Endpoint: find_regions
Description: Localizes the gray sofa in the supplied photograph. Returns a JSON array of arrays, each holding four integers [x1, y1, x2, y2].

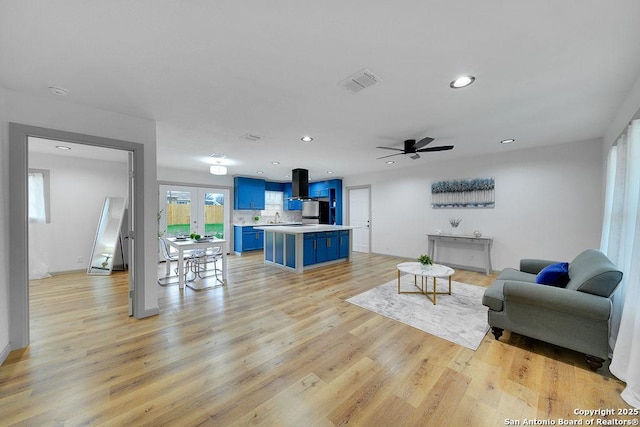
[[482, 249, 622, 370]]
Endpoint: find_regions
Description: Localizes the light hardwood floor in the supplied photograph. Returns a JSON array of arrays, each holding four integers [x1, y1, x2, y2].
[[1, 252, 633, 426]]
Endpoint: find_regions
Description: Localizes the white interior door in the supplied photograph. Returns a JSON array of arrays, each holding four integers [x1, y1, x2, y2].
[[348, 187, 371, 253]]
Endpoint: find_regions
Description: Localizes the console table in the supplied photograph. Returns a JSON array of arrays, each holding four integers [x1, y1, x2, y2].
[[426, 234, 493, 275]]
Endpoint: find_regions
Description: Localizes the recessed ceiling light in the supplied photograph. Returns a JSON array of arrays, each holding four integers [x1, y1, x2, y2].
[[209, 165, 227, 175], [386, 160, 395, 165], [326, 171, 334, 174], [284, 174, 290, 178], [301, 136, 313, 143], [500, 138, 515, 144], [56, 145, 71, 150], [209, 153, 226, 159], [271, 161, 280, 165], [256, 171, 264, 174], [48, 86, 69, 96], [449, 75, 475, 89]]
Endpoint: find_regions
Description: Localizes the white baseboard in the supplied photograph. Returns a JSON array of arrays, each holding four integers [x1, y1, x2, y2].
[[0, 342, 11, 366]]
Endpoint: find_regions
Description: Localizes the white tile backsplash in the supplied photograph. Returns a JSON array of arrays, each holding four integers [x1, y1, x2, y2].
[[233, 210, 302, 225]]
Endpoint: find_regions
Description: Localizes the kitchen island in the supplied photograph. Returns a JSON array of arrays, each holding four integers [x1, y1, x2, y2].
[[254, 224, 354, 273]]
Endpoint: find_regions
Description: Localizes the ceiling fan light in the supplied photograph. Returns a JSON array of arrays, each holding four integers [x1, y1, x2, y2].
[[209, 165, 228, 175], [450, 75, 475, 89]]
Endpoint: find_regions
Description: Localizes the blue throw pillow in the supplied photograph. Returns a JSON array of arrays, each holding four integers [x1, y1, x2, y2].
[[536, 262, 570, 287]]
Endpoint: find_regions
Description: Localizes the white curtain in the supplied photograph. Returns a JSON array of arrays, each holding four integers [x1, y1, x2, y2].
[[28, 171, 51, 280], [601, 119, 640, 409]]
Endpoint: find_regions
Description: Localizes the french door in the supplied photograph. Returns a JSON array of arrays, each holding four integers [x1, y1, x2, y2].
[[159, 185, 230, 240]]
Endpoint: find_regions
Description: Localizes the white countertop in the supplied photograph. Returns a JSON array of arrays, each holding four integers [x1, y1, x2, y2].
[[254, 224, 355, 234], [233, 222, 302, 227]]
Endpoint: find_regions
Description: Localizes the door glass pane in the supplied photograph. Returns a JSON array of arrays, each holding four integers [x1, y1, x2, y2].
[[165, 190, 191, 236], [204, 192, 225, 238]]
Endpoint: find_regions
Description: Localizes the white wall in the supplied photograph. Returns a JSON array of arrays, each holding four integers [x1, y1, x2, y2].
[[2, 89, 158, 314], [345, 138, 604, 271], [29, 152, 128, 273], [157, 166, 234, 187], [0, 86, 10, 360]]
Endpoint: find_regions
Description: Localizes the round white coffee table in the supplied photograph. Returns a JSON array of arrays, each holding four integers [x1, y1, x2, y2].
[[396, 262, 455, 305]]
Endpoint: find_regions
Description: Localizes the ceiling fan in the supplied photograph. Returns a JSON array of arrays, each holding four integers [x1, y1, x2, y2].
[[376, 137, 453, 160]]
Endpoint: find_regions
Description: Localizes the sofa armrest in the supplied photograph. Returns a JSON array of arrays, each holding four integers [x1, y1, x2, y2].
[[519, 258, 559, 275], [503, 280, 611, 320]]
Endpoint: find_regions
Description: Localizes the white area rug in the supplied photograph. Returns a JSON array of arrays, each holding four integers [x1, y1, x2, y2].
[[346, 276, 489, 350]]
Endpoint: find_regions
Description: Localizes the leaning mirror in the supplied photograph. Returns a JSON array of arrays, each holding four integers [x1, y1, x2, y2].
[[87, 197, 126, 275]]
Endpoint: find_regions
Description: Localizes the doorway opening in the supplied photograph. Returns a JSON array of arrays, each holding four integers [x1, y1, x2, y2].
[[9, 123, 147, 350]]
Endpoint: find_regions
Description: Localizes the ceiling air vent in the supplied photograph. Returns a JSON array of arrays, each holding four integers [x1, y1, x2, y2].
[[338, 68, 381, 93], [242, 133, 263, 142]]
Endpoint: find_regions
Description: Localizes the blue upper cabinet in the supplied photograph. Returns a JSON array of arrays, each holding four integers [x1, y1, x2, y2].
[[310, 179, 342, 224], [283, 182, 302, 211], [234, 177, 266, 210]]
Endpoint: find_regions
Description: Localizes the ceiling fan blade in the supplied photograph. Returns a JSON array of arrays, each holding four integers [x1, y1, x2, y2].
[[416, 145, 454, 152], [413, 136, 435, 150], [376, 146, 404, 152], [376, 152, 404, 160]]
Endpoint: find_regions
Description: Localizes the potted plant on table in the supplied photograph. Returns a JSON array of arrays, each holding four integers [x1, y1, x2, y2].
[[418, 254, 433, 269]]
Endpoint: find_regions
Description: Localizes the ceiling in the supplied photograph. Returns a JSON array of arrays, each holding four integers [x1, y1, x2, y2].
[[3, 1, 640, 181]]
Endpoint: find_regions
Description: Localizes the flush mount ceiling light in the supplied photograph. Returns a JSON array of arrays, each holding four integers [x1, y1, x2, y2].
[[301, 136, 313, 143], [56, 145, 71, 150], [500, 138, 516, 144], [271, 161, 280, 165], [256, 171, 264, 174], [209, 163, 227, 175], [449, 75, 475, 89], [48, 86, 69, 96], [209, 153, 226, 159]]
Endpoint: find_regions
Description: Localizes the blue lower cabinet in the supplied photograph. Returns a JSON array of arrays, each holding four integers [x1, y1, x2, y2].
[[339, 230, 349, 258], [265, 231, 274, 261], [303, 233, 317, 266], [286, 234, 296, 268], [317, 231, 339, 263], [234, 226, 264, 252], [275, 233, 284, 265]]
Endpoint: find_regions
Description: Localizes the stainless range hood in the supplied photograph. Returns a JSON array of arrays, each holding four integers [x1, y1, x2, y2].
[[291, 168, 309, 199]]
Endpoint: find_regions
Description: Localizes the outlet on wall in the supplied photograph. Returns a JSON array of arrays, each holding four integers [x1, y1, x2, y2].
[[76, 256, 83, 264]]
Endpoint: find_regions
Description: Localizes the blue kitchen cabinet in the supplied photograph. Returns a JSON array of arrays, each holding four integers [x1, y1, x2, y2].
[[234, 225, 264, 252], [283, 183, 302, 211], [338, 230, 350, 258], [265, 229, 274, 261], [309, 181, 329, 198], [234, 177, 266, 210], [275, 233, 284, 265], [316, 231, 339, 263], [303, 233, 317, 266], [286, 234, 296, 268], [308, 179, 343, 224]]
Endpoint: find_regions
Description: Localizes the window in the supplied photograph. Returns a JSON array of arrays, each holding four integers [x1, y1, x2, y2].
[[28, 169, 51, 223], [262, 191, 283, 216]]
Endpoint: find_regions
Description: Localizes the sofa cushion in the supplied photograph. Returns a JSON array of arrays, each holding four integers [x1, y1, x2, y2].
[[536, 262, 569, 287], [566, 249, 623, 297]]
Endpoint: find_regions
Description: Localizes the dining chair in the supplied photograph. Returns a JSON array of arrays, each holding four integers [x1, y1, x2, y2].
[[158, 237, 196, 286]]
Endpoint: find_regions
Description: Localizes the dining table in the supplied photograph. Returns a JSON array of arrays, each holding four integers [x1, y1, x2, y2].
[[163, 237, 227, 290]]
